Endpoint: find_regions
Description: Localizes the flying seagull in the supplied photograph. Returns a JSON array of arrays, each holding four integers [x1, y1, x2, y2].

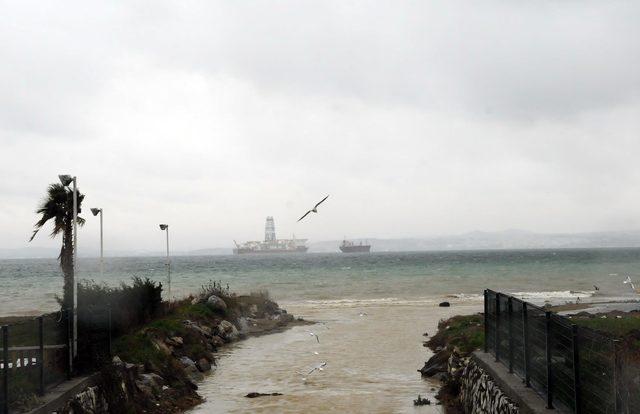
[[307, 362, 327, 375], [306, 331, 320, 343], [298, 195, 329, 222], [623, 276, 636, 291]]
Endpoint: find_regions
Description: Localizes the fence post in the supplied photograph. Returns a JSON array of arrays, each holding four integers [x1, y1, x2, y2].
[[545, 311, 554, 409], [38, 316, 45, 396], [508, 296, 514, 373], [108, 307, 112, 357], [2, 325, 8, 414], [523, 302, 530, 387], [613, 339, 619, 414], [483, 290, 488, 353], [495, 293, 500, 362], [571, 325, 581, 414]]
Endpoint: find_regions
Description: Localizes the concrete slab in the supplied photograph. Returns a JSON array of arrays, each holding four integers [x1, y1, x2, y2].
[[472, 351, 570, 414], [26, 374, 98, 414]]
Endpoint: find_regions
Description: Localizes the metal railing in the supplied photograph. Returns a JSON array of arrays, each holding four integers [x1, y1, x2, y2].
[[0, 306, 112, 414], [485, 289, 620, 414], [0, 310, 71, 414]]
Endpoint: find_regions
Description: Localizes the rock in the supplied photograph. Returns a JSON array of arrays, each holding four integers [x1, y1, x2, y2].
[[419, 349, 451, 377], [183, 320, 213, 338], [249, 304, 259, 317], [439, 301, 451, 307], [278, 313, 294, 323], [138, 373, 164, 394], [112, 356, 124, 366], [413, 395, 431, 406], [211, 335, 225, 347], [187, 370, 204, 383], [166, 336, 184, 347], [216, 320, 240, 342], [432, 371, 448, 382], [207, 295, 228, 312], [196, 358, 212, 372], [151, 338, 172, 355], [423, 332, 429, 336], [245, 392, 283, 398], [179, 356, 197, 369], [135, 381, 155, 398]]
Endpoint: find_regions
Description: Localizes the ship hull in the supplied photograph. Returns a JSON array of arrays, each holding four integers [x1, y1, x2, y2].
[[339, 245, 371, 253], [233, 246, 308, 254]]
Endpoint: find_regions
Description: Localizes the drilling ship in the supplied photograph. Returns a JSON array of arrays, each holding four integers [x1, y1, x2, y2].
[[233, 216, 308, 254], [339, 239, 371, 253]]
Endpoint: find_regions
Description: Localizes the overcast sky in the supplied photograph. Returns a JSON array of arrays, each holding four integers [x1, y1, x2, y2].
[[1, 1, 639, 254]]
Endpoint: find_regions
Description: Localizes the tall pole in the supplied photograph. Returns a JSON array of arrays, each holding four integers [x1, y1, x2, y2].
[[72, 177, 78, 358], [166, 226, 171, 300], [99, 209, 104, 276]]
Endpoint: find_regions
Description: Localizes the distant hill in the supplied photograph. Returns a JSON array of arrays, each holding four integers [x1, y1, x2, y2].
[[308, 230, 640, 253]]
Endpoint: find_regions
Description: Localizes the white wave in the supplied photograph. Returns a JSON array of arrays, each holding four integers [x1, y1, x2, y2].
[[507, 290, 594, 300], [292, 297, 440, 308]]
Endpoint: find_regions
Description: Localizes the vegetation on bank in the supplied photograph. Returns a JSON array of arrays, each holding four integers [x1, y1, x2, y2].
[[426, 314, 484, 355], [420, 313, 484, 414], [570, 311, 640, 337]]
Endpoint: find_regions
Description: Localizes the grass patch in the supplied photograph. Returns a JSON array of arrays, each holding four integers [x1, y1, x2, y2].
[[427, 314, 484, 355], [112, 333, 165, 367], [179, 303, 216, 319], [572, 313, 640, 337], [147, 318, 186, 337]]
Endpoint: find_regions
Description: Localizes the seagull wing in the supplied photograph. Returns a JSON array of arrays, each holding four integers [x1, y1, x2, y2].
[[298, 210, 312, 222], [314, 195, 329, 209]]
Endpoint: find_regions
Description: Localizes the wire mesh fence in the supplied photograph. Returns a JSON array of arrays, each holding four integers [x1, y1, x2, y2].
[[0, 310, 73, 414], [484, 289, 622, 414]]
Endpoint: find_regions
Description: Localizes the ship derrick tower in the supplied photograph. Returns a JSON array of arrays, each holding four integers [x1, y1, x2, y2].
[[265, 216, 276, 242]]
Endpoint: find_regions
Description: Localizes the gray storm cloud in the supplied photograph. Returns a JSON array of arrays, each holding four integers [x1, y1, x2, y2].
[[1, 1, 639, 253]]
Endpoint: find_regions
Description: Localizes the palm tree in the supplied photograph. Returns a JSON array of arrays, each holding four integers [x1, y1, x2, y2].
[[29, 183, 85, 310]]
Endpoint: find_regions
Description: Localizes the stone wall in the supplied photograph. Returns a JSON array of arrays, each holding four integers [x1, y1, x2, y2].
[[458, 358, 519, 414]]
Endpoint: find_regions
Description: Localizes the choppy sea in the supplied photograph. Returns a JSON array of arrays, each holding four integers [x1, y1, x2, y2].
[[1, 248, 639, 315]]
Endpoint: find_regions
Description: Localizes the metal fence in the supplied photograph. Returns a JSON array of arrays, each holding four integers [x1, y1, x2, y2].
[[484, 289, 621, 414], [0, 306, 112, 414], [0, 310, 71, 414]]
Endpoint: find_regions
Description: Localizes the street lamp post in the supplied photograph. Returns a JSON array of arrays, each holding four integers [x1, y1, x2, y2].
[[58, 174, 78, 359], [91, 208, 103, 276], [159, 224, 171, 300]]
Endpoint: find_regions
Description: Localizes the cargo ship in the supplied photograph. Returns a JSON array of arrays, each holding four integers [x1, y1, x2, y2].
[[339, 239, 371, 253], [233, 217, 308, 254]]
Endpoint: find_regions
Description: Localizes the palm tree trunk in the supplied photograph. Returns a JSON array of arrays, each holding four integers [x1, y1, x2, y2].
[[60, 218, 74, 311]]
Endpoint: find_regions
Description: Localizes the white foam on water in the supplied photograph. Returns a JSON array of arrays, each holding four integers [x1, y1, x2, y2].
[[288, 297, 441, 309], [507, 290, 595, 300]]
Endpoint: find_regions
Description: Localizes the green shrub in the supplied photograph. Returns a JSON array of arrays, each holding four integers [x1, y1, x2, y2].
[[77, 277, 163, 337]]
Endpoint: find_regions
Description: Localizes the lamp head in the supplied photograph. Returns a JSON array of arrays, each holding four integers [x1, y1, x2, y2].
[[159, 224, 168, 230], [91, 208, 101, 216], [58, 174, 74, 186]]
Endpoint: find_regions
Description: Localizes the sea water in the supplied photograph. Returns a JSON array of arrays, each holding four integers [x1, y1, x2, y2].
[[1, 248, 639, 315]]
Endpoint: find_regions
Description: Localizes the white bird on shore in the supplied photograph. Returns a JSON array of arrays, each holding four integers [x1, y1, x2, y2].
[[306, 331, 320, 343], [623, 276, 636, 291], [297, 195, 329, 222]]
